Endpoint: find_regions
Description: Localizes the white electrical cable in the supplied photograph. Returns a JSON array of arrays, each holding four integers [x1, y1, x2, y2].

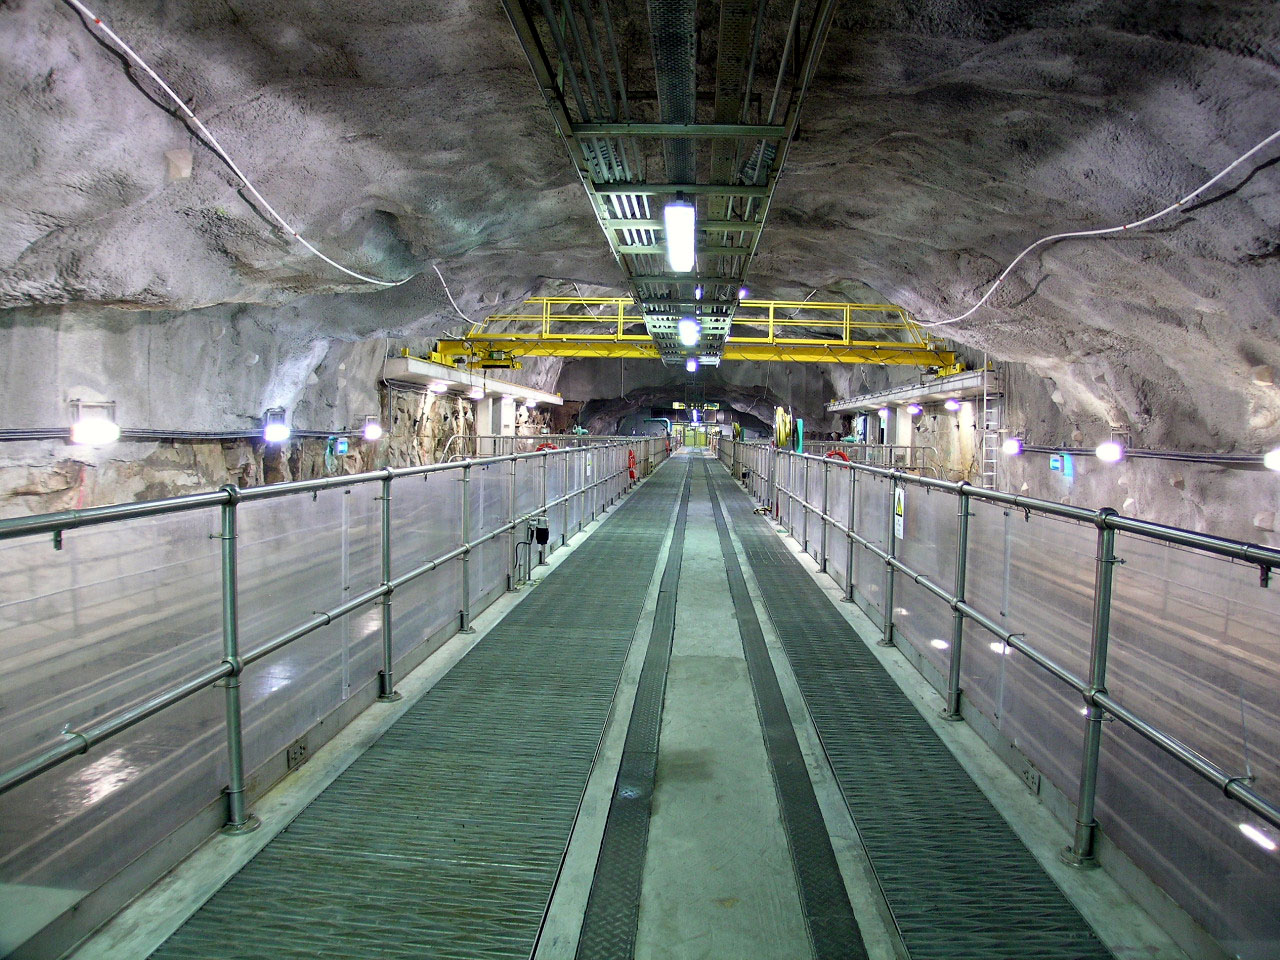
[[922, 126, 1280, 327], [432, 263, 470, 322], [63, 0, 411, 287]]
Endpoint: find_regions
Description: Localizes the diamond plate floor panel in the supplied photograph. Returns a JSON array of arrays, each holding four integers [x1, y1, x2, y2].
[[149, 464, 685, 960], [708, 466, 1114, 960]]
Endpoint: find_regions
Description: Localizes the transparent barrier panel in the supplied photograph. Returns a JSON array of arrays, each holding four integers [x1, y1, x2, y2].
[[470, 462, 510, 601], [1099, 715, 1280, 959], [238, 490, 347, 772], [853, 472, 888, 620], [391, 471, 462, 657], [962, 503, 1094, 795], [805, 460, 823, 560], [1103, 535, 1280, 955], [0, 512, 224, 946], [0, 510, 221, 764], [546, 453, 566, 545], [894, 486, 958, 680], [827, 466, 852, 592]]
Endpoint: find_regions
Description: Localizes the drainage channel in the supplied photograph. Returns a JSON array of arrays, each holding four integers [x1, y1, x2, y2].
[[148, 461, 686, 960], [704, 460, 868, 960], [707, 463, 1115, 960], [573, 459, 693, 960]]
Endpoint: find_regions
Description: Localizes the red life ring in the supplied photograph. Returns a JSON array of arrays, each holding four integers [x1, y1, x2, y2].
[[535, 442, 558, 452], [825, 449, 851, 462], [628, 449, 637, 480]]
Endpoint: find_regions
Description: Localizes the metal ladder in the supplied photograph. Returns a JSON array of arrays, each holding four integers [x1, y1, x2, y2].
[[979, 362, 1001, 488]]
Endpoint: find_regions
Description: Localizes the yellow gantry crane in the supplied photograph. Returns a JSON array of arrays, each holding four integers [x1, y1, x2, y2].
[[431, 297, 959, 369]]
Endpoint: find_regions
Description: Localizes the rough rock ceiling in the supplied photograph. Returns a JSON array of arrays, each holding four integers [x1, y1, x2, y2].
[[1, 0, 1278, 450]]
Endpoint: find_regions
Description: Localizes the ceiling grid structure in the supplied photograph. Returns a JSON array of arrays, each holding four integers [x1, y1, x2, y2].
[[498, 0, 839, 365]]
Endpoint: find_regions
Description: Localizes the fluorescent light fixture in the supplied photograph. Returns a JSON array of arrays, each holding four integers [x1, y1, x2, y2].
[[262, 407, 290, 444], [1002, 437, 1024, 456], [678, 318, 700, 347], [694, 284, 703, 300], [686, 358, 699, 373], [1264, 447, 1280, 471], [428, 382, 449, 394], [1240, 823, 1278, 852], [469, 386, 485, 400], [930, 638, 950, 650], [906, 403, 923, 416], [738, 285, 749, 299], [1096, 440, 1125, 463], [990, 641, 1013, 656], [361, 416, 384, 442], [69, 400, 120, 446], [944, 398, 962, 412], [663, 198, 696, 272]]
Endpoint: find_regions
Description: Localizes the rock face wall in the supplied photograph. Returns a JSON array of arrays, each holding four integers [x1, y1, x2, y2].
[[1, 0, 1277, 535]]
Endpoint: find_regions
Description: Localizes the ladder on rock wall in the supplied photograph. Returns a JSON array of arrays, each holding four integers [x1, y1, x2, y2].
[[979, 363, 1001, 489]]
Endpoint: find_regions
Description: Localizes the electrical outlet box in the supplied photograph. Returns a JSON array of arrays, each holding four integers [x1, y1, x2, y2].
[[286, 736, 308, 770]]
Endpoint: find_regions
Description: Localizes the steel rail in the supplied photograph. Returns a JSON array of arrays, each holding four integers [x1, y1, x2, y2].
[[0, 442, 654, 799], [746, 442, 1280, 834]]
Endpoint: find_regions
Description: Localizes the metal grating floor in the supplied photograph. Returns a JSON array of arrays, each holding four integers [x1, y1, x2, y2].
[[707, 466, 1115, 960], [150, 464, 685, 960]]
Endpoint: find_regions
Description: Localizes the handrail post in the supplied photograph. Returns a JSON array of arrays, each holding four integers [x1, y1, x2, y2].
[[218, 488, 259, 833], [539, 452, 549, 565], [1063, 510, 1119, 868], [820, 458, 830, 573], [801, 456, 811, 554], [377, 473, 401, 701], [941, 487, 971, 719], [843, 465, 857, 603], [507, 456, 519, 592], [880, 474, 898, 646], [562, 450, 571, 544], [459, 464, 475, 634]]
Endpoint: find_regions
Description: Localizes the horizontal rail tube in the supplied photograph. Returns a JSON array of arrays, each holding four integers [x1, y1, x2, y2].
[[0, 452, 639, 796]]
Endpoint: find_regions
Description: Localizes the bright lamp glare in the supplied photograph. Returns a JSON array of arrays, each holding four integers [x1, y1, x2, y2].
[[1240, 823, 1278, 852], [906, 403, 922, 416], [944, 398, 962, 412], [930, 638, 950, 650], [362, 421, 384, 442], [678, 318, 700, 347], [663, 200, 696, 272], [263, 422, 291, 443], [469, 386, 485, 400], [70, 414, 120, 446], [1002, 437, 1023, 456], [524, 398, 536, 408], [428, 382, 449, 394], [686, 358, 699, 373], [877, 407, 889, 419], [738, 286, 749, 300], [1264, 447, 1280, 471], [990, 641, 1013, 656], [694, 284, 703, 300], [1096, 440, 1125, 463]]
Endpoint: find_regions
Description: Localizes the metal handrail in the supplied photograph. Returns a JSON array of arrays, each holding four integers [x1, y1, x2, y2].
[[719, 439, 1280, 857], [0, 437, 666, 820]]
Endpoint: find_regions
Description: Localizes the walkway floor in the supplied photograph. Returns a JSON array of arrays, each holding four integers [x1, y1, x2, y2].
[[100, 452, 1169, 960]]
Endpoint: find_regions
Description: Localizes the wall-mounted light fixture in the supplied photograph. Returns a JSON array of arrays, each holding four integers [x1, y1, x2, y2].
[[877, 406, 890, 419], [1002, 437, 1024, 456], [262, 407, 290, 444], [428, 382, 449, 394], [361, 415, 384, 442], [906, 403, 923, 416], [524, 398, 537, 409], [69, 400, 120, 446], [694, 284, 704, 301], [944, 398, 962, 412], [663, 196, 696, 272], [686, 358, 699, 373], [1264, 447, 1280, 472], [469, 386, 485, 400], [1096, 436, 1126, 463]]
